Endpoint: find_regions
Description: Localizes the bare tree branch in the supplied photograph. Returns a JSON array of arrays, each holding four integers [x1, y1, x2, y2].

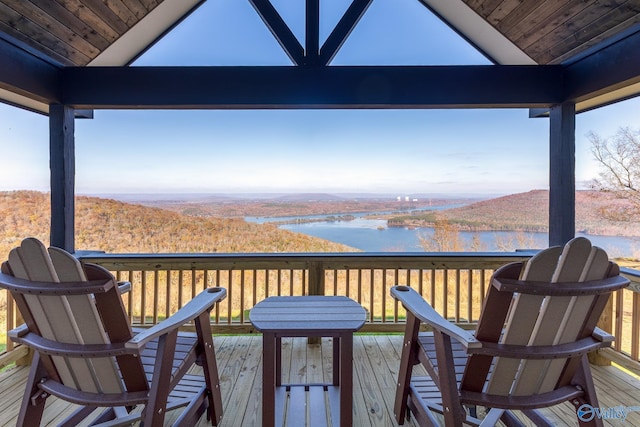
[[589, 127, 640, 219]]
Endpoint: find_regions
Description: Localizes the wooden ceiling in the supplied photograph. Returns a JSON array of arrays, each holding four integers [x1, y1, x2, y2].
[[0, 0, 639, 67], [460, 0, 640, 65], [0, 0, 165, 66], [0, 0, 639, 115]]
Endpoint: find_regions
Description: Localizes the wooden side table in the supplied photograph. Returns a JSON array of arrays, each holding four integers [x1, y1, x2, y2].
[[249, 296, 366, 427]]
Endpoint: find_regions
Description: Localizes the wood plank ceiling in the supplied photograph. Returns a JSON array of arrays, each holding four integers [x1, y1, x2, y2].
[[0, 0, 164, 66], [461, 0, 640, 64], [0, 0, 639, 68]]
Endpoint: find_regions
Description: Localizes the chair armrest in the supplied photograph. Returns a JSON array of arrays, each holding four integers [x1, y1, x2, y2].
[[592, 327, 614, 344], [117, 281, 131, 294], [391, 285, 481, 350], [8, 323, 29, 340], [125, 287, 226, 350]]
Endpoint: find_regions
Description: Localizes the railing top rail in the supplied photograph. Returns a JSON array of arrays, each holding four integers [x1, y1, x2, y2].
[[77, 251, 537, 271], [621, 267, 640, 293]]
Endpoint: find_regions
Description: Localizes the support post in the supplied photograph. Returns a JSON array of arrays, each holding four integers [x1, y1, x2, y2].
[[549, 102, 575, 247], [49, 104, 75, 252]]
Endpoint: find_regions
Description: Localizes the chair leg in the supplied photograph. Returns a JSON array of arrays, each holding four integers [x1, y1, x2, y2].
[[570, 354, 604, 427], [145, 331, 178, 426], [196, 311, 224, 425], [17, 352, 47, 426], [433, 331, 465, 426], [395, 313, 421, 424]]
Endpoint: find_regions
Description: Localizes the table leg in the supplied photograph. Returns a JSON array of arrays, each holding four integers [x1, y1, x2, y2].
[[339, 332, 353, 426], [263, 332, 276, 427], [333, 336, 340, 386], [276, 336, 282, 387]]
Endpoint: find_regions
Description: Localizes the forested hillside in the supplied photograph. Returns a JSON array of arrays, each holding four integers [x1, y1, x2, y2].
[[0, 191, 354, 261], [389, 190, 640, 236]]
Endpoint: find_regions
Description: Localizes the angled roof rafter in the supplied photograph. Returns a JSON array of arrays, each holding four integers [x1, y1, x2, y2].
[[248, 0, 305, 65], [249, 0, 373, 66], [319, 0, 373, 66]]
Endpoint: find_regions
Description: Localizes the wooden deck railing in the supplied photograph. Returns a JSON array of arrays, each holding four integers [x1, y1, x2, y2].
[[1, 252, 639, 370]]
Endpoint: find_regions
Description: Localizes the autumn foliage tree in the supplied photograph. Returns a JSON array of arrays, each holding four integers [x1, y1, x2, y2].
[[418, 219, 464, 251]]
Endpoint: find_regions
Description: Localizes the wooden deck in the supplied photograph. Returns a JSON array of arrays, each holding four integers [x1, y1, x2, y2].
[[1, 335, 640, 426]]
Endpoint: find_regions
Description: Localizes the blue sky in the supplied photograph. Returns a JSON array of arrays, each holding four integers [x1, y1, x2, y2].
[[1, 0, 639, 196]]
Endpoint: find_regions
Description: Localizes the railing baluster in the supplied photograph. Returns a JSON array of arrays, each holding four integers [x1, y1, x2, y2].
[[289, 269, 294, 295], [5, 252, 637, 365], [393, 269, 399, 323], [178, 270, 184, 311], [616, 289, 624, 352], [467, 269, 473, 323], [382, 269, 388, 323], [6, 292, 14, 351], [633, 291, 639, 360], [191, 269, 197, 300], [240, 270, 246, 324], [153, 271, 159, 324], [165, 270, 171, 319], [141, 271, 147, 325], [455, 269, 461, 323], [430, 269, 436, 308], [443, 269, 449, 320], [357, 269, 362, 306], [253, 270, 259, 307], [277, 269, 282, 296], [214, 269, 221, 324], [226, 269, 232, 324], [368, 269, 374, 323]]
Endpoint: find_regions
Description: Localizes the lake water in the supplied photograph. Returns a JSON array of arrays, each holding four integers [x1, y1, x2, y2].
[[246, 211, 640, 258]]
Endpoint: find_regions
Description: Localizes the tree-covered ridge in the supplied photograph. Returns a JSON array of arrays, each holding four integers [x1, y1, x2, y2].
[[389, 190, 640, 236], [0, 191, 355, 261]]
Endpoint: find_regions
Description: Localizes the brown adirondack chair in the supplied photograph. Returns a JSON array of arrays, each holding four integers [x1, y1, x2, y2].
[[391, 237, 630, 427], [0, 238, 226, 426]]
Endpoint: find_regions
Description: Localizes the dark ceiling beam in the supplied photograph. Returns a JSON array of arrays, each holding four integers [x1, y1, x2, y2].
[[60, 65, 564, 109], [305, 0, 320, 65], [248, 0, 304, 66], [563, 29, 640, 103], [0, 37, 60, 103], [319, 0, 373, 66]]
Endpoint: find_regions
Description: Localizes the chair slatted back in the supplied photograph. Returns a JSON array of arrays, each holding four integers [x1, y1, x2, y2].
[[463, 237, 611, 396], [8, 238, 125, 394]]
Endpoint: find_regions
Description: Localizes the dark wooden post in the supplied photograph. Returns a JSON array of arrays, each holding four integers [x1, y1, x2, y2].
[[308, 260, 324, 344], [549, 102, 576, 247], [49, 104, 75, 252]]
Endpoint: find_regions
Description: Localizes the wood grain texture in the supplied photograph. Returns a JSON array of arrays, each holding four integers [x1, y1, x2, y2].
[[0, 0, 638, 67]]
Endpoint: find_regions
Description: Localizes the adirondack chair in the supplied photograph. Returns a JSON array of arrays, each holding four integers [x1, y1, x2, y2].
[[0, 238, 226, 426], [391, 237, 630, 427]]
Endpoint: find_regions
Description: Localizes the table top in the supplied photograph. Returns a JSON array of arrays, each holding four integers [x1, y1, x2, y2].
[[249, 296, 366, 334]]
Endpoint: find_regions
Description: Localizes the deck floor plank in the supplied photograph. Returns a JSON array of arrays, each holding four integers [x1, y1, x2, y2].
[[1, 335, 638, 426]]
